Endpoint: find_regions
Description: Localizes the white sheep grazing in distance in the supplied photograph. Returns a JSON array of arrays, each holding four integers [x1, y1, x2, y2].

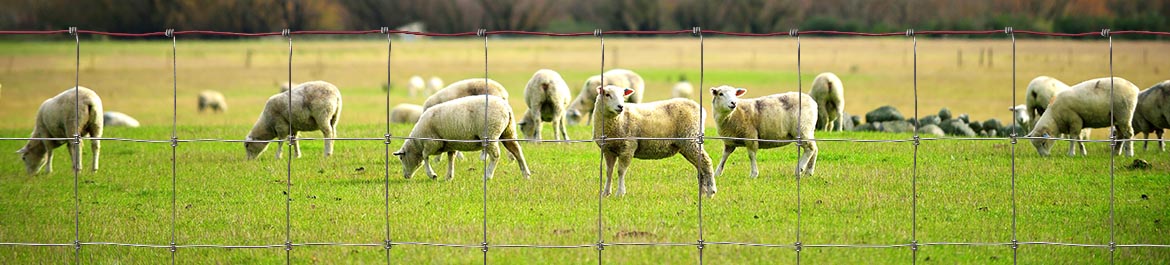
[[1028, 77, 1139, 157], [711, 85, 818, 178], [810, 72, 844, 131], [197, 90, 227, 113], [278, 82, 298, 93], [17, 87, 103, 175], [394, 95, 531, 180], [427, 76, 444, 95], [389, 104, 424, 124], [519, 69, 572, 142], [423, 78, 509, 109], [1133, 80, 1170, 151], [672, 81, 694, 99], [103, 111, 140, 128], [593, 85, 715, 197], [566, 69, 645, 125], [408, 75, 426, 97], [1024, 76, 1088, 153], [246, 81, 343, 160], [1009, 104, 1030, 129]]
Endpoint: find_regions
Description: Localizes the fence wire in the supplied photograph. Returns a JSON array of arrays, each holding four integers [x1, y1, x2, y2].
[[0, 28, 1168, 265]]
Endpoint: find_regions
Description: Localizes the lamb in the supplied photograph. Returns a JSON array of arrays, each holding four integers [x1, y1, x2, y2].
[[197, 90, 227, 113], [17, 86, 103, 175], [278, 82, 299, 93], [1027, 77, 1139, 157], [408, 75, 426, 97], [566, 69, 645, 125], [427, 76, 445, 95], [394, 95, 531, 180], [422, 78, 509, 109], [103, 111, 140, 128], [810, 72, 844, 131], [592, 85, 715, 197], [1133, 80, 1170, 151], [1009, 104, 1030, 129], [710, 85, 818, 178], [518, 69, 572, 142], [245, 81, 343, 160], [389, 104, 424, 124]]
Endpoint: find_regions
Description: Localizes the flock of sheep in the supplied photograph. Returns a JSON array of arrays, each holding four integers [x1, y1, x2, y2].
[[14, 68, 1169, 197]]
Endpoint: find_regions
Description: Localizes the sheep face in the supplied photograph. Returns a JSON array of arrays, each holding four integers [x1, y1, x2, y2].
[[16, 143, 48, 175], [709, 86, 746, 114], [244, 136, 270, 160], [1027, 130, 1055, 156], [392, 147, 422, 179], [517, 116, 537, 140], [595, 85, 633, 116]]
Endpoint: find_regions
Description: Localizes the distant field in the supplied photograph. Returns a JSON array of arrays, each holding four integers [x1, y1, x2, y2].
[[0, 37, 1167, 263]]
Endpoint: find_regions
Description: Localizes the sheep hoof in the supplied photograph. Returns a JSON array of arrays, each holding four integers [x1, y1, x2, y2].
[[749, 172, 758, 178]]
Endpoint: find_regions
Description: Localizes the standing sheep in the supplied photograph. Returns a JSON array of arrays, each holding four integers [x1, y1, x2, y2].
[[197, 90, 227, 113], [408, 75, 426, 97], [389, 104, 424, 124], [518, 69, 572, 142], [1027, 77, 1139, 157], [394, 95, 531, 180], [672, 78, 694, 99], [710, 85, 818, 178], [1133, 80, 1170, 151], [422, 78, 509, 109], [1025, 76, 1070, 129], [17, 87, 103, 175], [593, 85, 715, 197], [566, 69, 645, 125], [103, 111, 140, 128], [246, 81, 343, 160], [427, 76, 445, 95], [810, 72, 844, 131]]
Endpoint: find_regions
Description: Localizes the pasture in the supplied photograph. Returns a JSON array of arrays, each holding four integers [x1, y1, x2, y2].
[[0, 36, 1167, 263]]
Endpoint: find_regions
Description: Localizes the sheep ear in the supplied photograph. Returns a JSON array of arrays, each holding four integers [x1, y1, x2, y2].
[[595, 86, 604, 95], [734, 88, 747, 97], [392, 150, 404, 156], [710, 88, 719, 96], [15, 147, 26, 154], [623, 87, 634, 96]]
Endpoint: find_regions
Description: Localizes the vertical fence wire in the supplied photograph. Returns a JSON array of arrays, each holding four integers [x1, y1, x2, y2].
[[382, 27, 393, 265], [594, 29, 606, 265], [1106, 29, 1116, 265], [792, 29, 804, 265], [168, 29, 178, 264], [480, 28, 491, 263], [1008, 27, 1019, 265], [909, 29, 920, 264], [70, 26, 82, 264], [694, 26, 706, 265], [283, 29, 294, 265]]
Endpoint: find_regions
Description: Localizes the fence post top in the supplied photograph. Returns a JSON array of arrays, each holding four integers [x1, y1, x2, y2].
[[1101, 28, 1111, 37], [281, 29, 290, 37], [476, 28, 487, 37], [380, 27, 389, 34], [67, 27, 77, 35], [789, 28, 800, 37], [905, 29, 915, 37], [593, 29, 603, 37]]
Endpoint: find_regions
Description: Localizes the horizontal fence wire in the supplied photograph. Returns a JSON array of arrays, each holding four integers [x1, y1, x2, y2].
[[0, 27, 1167, 264]]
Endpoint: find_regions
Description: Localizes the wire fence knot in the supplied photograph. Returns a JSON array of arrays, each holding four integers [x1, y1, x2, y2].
[[696, 239, 705, 250], [912, 135, 921, 146], [281, 29, 290, 37], [476, 29, 487, 37], [794, 241, 802, 252], [910, 240, 919, 251], [593, 29, 602, 38], [1101, 28, 1111, 37], [67, 27, 77, 36], [380, 27, 389, 34], [1010, 240, 1019, 250], [170, 136, 179, 148], [284, 241, 292, 251], [789, 28, 800, 37], [691, 27, 701, 37], [384, 134, 392, 145], [906, 29, 916, 37], [165, 29, 174, 38], [73, 240, 81, 251], [481, 242, 489, 253], [1004, 27, 1014, 35], [169, 243, 177, 253], [596, 241, 605, 251], [384, 240, 393, 250]]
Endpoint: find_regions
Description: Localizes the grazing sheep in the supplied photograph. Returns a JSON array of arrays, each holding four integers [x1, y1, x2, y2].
[[278, 82, 299, 93], [197, 90, 227, 113], [1025, 76, 1070, 129], [672, 81, 694, 99], [710, 85, 818, 178], [1133, 80, 1170, 151], [103, 111, 140, 128], [810, 72, 844, 132], [394, 95, 531, 180], [422, 78, 509, 109], [1027, 77, 1139, 157], [518, 69, 572, 141], [593, 86, 715, 197], [566, 69, 645, 125], [17, 87, 103, 175], [246, 81, 343, 160], [408, 75, 426, 97], [389, 104, 424, 124], [427, 76, 444, 95], [1009, 104, 1030, 130]]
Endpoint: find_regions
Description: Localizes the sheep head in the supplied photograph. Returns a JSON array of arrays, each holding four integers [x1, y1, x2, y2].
[[517, 114, 538, 141], [17, 142, 48, 175], [595, 85, 633, 116], [710, 85, 746, 114], [1027, 128, 1055, 156], [244, 135, 270, 160], [393, 142, 423, 179]]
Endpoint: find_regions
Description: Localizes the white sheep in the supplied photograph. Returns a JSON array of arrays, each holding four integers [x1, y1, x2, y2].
[[518, 69, 572, 142], [389, 104, 424, 124], [1009, 104, 1030, 129], [1027, 77, 1139, 157], [408, 75, 426, 97], [810, 72, 844, 131], [103, 111, 140, 128], [566, 69, 645, 125], [197, 90, 227, 113], [423, 78, 509, 109], [593, 85, 715, 197], [17, 86, 103, 175], [394, 95, 531, 180], [278, 82, 299, 93], [1024, 76, 1088, 153], [246, 81, 343, 160], [710, 85, 818, 178], [427, 76, 444, 95], [672, 81, 694, 99], [1133, 80, 1170, 151]]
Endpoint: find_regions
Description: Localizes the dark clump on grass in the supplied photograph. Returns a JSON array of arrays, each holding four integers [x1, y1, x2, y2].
[[1127, 159, 1152, 170]]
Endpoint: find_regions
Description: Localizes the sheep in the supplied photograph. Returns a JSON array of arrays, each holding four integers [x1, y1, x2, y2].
[[1025, 76, 1070, 129], [1009, 104, 1030, 130], [672, 80, 694, 99], [810, 72, 844, 132], [246, 81, 343, 160], [278, 82, 299, 93], [197, 90, 227, 113], [408, 75, 426, 97], [422, 78, 509, 109], [393, 95, 531, 180], [17, 86, 103, 175], [566, 69, 645, 125], [592, 85, 715, 197], [710, 85, 818, 179], [103, 111, 140, 128], [427, 76, 444, 95], [1133, 80, 1170, 151], [389, 104, 424, 124], [1027, 77, 1139, 157], [518, 69, 572, 142]]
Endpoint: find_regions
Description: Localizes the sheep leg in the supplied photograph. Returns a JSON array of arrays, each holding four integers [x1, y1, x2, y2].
[[1142, 132, 1150, 151], [44, 146, 54, 174], [602, 152, 617, 197], [483, 142, 501, 180], [318, 116, 335, 157], [614, 154, 632, 197], [90, 137, 100, 172], [502, 140, 531, 179], [1158, 130, 1165, 151], [290, 131, 302, 158], [1078, 129, 1090, 156], [275, 141, 283, 159], [423, 155, 439, 180], [800, 141, 819, 176], [746, 141, 760, 178], [445, 151, 456, 181], [714, 145, 735, 177], [1117, 124, 1135, 157], [68, 140, 81, 173], [680, 144, 717, 198], [556, 116, 570, 141]]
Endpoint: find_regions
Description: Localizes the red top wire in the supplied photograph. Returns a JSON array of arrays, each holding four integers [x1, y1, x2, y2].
[[1, 29, 1167, 37]]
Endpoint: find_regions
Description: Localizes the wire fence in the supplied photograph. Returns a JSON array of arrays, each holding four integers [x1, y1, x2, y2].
[[1, 27, 1169, 264]]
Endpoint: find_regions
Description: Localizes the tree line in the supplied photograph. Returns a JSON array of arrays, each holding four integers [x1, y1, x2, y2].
[[2, 0, 1167, 38]]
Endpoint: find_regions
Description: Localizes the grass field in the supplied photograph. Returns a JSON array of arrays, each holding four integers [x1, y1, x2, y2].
[[0, 37, 1168, 264]]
